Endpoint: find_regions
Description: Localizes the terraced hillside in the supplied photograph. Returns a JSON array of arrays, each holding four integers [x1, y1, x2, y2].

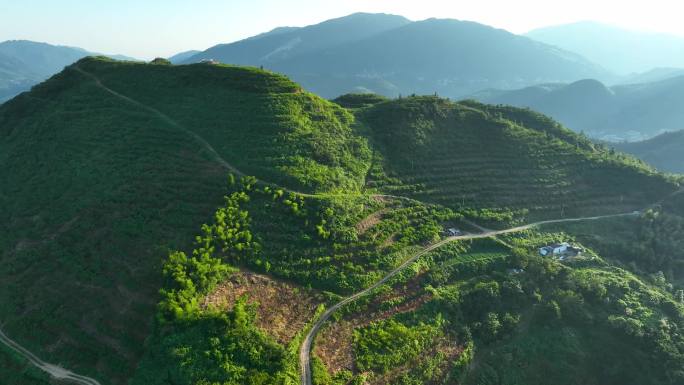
[[0, 57, 370, 384], [2, 60, 683, 385], [355, 95, 677, 222], [308, 230, 684, 385]]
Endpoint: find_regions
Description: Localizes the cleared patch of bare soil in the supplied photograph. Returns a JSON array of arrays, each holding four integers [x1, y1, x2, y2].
[[203, 271, 323, 344]]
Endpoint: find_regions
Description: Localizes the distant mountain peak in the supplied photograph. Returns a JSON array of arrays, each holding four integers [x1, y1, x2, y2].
[[183, 13, 609, 98]]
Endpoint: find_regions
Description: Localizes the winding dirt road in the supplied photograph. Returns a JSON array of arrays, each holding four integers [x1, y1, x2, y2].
[[1, 66, 676, 385], [0, 328, 101, 385], [298, 211, 640, 385]]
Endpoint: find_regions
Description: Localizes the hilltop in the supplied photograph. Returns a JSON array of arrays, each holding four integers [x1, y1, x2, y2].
[[190, 13, 411, 65], [184, 13, 609, 98], [0, 60, 682, 385]]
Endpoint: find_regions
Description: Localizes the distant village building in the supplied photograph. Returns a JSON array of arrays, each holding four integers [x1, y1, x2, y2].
[[539, 242, 583, 259], [200, 59, 219, 65]]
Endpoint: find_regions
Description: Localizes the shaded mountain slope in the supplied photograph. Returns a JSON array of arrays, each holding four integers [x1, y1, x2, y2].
[[615, 130, 684, 173], [168, 50, 200, 64], [0, 40, 135, 103], [476, 76, 684, 141], [185, 14, 609, 98]]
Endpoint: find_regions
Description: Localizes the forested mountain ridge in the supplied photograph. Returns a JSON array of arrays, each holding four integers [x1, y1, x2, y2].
[[188, 13, 411, 66], [0, 59, 683, 385], [615, 130, 684, 173], [474, 75, 684, 141], [184, 13, 610, 98]]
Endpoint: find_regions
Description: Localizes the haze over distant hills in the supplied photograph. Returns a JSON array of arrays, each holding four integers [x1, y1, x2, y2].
[[474, 75, 684, 141], [184, 13, 610, 98], [527, 21, 684, 75], [615, 130, 684, 173], [619, 67, 684, 85], [168, 50, 201, 64], [0, 40, 136, 102]]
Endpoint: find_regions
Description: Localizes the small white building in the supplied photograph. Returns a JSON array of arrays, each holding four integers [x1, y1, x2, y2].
[[539, 242, 570, 256]]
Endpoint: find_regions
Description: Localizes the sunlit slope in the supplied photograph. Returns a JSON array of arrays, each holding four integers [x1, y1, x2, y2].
[[74, 57, 370, 193], [356, 96, 677, 219], [0, 57, 369, 384]]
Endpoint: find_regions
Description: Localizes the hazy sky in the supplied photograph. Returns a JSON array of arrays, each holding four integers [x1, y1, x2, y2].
[[1, 0, 682, 59]]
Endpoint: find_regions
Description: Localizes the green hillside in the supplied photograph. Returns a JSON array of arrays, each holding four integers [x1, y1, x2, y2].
[[0, 57, 369, 384], [475, 76, 684, 142], [186, 13, 610, 99], [1, 60, 683, 385], [355, 95, 676, 222]]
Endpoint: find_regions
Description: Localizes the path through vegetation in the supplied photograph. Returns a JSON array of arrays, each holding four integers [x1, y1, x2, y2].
[[299, 210, 641, 385], [0, 328, 101, 385]]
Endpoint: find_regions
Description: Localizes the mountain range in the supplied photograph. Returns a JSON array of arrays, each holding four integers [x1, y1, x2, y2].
[[2, 13, 684, 385], [527, 21, 684, 75], [474, 75, 684, 141], [5, 15, 684, 107], [0, 40, 135, 102], [183, 13, 610, 98]]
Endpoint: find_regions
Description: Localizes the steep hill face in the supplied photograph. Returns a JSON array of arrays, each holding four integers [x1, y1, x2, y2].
[[0, 57, 369, 384], [477, 76, 684, 141], [615, 130, 684, 173], [185, 14, 609, 98], [0, 40, 135, 102], [526, 21, 684, 74], [355, 96, 676, 219]]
